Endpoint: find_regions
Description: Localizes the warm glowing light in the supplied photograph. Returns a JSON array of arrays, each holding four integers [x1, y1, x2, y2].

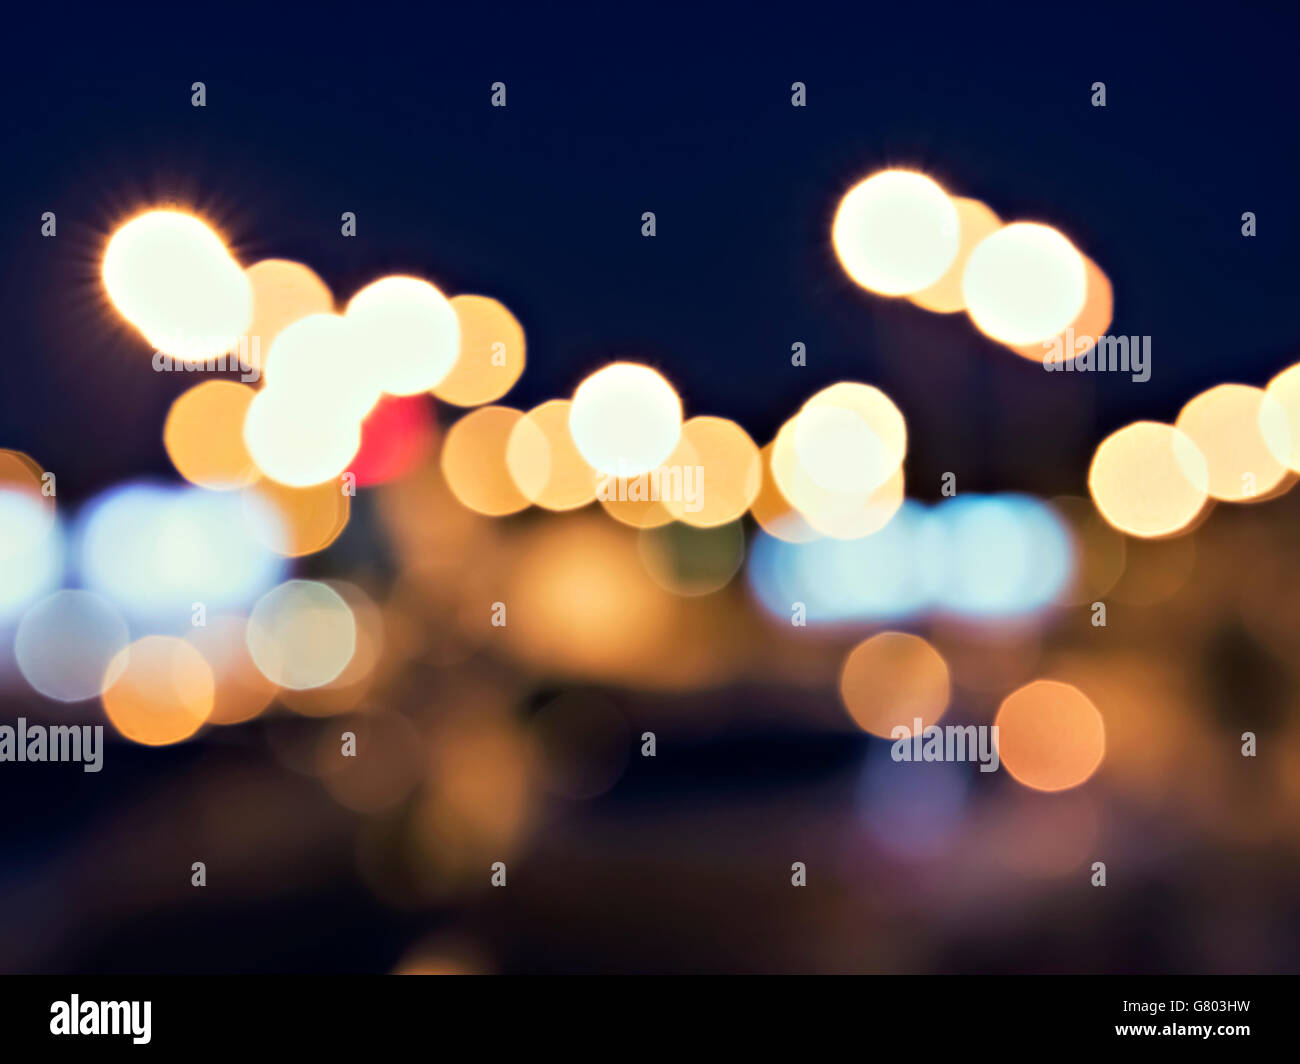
[[1175, 383, 1291, 502], [15, 590, 128, 702], [569, 362, 683, 477], [242, 478, 349, 558], [832, 170, 960, 296], [263, 313, 378, 421], [770, 414, 904, 540], [346, 276, 460, 395], [596, 483, 678, 529], [1265, 363, 1300, 471], [793, 382, 906, 495], [505, 399, 599, 511], [1009, 256, 1113, 364], [442, 405, 531, 516], [994, 679, 1105, 792], [102, 210, 251, 359], [164, 380, 259, 490], [185, 614, 278, 725], [661, 416, 761, 527], [501, 514, 678, 684], [908, 197, 1001, 313], [102, 635, 215, 746], [436, 295, 526, 406], [749, 443, 820, 543], [1088, 422, 1209, 538], [0, 449, 51, 508], [243, 385, 362, 488], [246, 579, 357, 690], [595, 431, 700, 530], [839, 632, 950, 738], [962, 223, 1086, 345], [245, 258, 333, 354]]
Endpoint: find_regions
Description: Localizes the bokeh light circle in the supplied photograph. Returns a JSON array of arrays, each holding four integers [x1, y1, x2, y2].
[[839, 632, 950, 738], [346, 276, 460, 396], [1175, 383, 1290, 502], [994, 679, 1105, 792], [962, 223, 1086, 345], [569, 362, 683, 477], [832, 170, 960, 296], [102, 210, 251, 360], [243, 385, 362, 488], [1088, 422, 1209, 538], [246, 579, 357, 691], [15, 590, 129, 702], [102, 635, 215, 746], [164, 380, 259, 490], [436, 295, 526, 407]]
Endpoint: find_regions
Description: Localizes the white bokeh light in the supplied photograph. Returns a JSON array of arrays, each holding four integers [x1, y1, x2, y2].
[[832, 171, 960, 296], [345, 276, 460, 396], [263, 313, 380, 421], [568, 362, 683, 477], [962, 223, 1086, 345], [102, 210, 252, 360], [243, 386, 363, 488]]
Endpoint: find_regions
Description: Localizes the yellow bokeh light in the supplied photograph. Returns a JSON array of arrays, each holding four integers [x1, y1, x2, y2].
[[242, 478, 350, 557], [661, 416, 761, 527], [505, 399, 599, 511], [994, 679, 1105, 792], [0, 449, 53, 513], [793, 382, 906, 496], [436, 294, 526, 407], [1175, 383, 1291, 502], [771, 412, 905, 539], [595, 430, 699, 529], [346, 275, 460, 396], [501, 514, 677, 682], [1010, 255, 1113, 364], [839, 632, 950, 738], [164, 380, 259, 491], [245, 258, 333, 356], [103, 209, 251, 360], [962, 222, 1086, 345], [102, 635, 215, 746], [569, 362, 683, 477], [1265, 363, 1300, 471], [442, 405, 531, 516], [1088, 421, 1209, 538], [908, 197, 1002, 313], [832, 170, 960, 296], [749, 442, 820, 543]]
